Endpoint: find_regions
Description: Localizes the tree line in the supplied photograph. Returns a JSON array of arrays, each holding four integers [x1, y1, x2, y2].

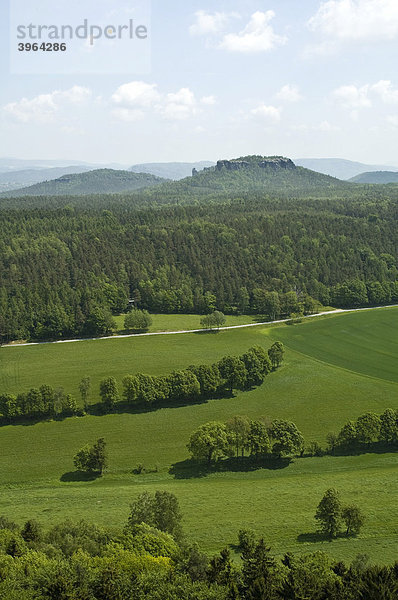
[[326, 408, 398, 453], [187, 416, 304, 465], [185, 407, 398, 470], [0, 342, 284, 423], [113, 342, 283, 410], [0, 385, 79, 421]]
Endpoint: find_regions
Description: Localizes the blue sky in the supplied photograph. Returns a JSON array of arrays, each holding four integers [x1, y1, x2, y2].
[[1, 0, 398, 165]]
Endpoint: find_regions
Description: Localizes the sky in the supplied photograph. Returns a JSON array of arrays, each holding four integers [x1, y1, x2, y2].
[[1, 0, 398, 165]]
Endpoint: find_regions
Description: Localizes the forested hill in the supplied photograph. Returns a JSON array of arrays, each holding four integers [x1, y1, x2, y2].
[[349, 171, 398, 184], [0, 169, 167, 197], [143, 155, 350, 198]]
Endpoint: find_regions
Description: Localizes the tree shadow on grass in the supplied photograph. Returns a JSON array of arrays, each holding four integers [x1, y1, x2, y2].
[[297, 532, 332, 543], [88, 395, 209, 417], [169, 456, 292, 479], [60, 470, 101, 483]]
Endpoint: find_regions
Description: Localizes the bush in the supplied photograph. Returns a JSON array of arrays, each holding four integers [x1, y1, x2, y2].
[[124, 309, 152, 332]]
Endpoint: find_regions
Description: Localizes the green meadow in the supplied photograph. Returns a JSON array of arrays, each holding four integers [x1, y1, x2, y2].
[[0, 307, 397, 563], [112, 312, 257, 334]]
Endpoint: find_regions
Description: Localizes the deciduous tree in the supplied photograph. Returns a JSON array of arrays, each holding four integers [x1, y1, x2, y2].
[[315, 488, 342, 538], [187, 421, 229, 465]]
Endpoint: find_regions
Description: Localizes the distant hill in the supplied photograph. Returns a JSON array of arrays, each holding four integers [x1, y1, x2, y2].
[[129, 161, 215, 180], [295, 158, 398, 180], [0, 157, 127, 173], [146, 155, 348, 197], [1, 169, 167, 197], [0, 166, 96, 192], [349, 171, 398, 184]]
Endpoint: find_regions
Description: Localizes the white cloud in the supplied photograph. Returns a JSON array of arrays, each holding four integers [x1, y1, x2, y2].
[[189, 11, 230, 36], [291, 120, 340, 132], [111, 82, 211, 122], [111, 108, 145, 122], [333, 80, 398, 113], [200, 95, 216, 105], [308, 0, 398, 43], [251, 104, 281, 123], [317, 120, 340, 131], [162, 87, 197, 120], [333, 84, 372, 109], [3, 86, 91, 123], [387, 115, 398, 127], [276, 84, 302, 103], [371, 80, 398, 104], [219, 11, 287, 53], [111, 81, 160, 108]]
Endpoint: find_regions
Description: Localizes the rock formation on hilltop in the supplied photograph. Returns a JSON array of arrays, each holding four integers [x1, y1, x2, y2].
[[216, 156, 296, 171]]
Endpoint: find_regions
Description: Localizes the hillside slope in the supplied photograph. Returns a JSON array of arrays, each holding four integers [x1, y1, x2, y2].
[[0, 165, 95, 192], [349, 171, 398, 184], [1, 169, 168, 197]]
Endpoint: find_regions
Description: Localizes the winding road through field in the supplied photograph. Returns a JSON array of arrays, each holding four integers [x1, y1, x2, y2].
[[3, 304, 397, 348]]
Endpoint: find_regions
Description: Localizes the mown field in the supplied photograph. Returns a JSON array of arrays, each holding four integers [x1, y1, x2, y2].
[[0, 307, 397, 563]]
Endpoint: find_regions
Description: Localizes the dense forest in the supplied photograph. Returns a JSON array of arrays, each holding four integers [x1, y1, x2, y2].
[[1, 158, 398, 342], [1, 504, 398, 600]]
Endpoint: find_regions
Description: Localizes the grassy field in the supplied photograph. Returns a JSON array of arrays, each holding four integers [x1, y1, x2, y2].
[[112, 312, 257, 334], [0, 307, 397, 563]]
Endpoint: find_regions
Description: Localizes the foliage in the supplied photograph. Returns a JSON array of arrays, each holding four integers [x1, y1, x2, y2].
[[200, 311, 226, 330], [341, 505, 365, 536], [269, 419, 304, 457], [315, 489, 342, 538], [0, 385, 78, 422], [127, 490, 182, 539], [124, 309, 152, 332], [217, 356, 247, 394], [226, 416, 250, 458], [315, 489, 365, 540], [187, 422, 229, 464], [99, 377, 119, 411], [247, 420, 271, 459], [73, 438, 107, 475], [2, 184, 398, 343], [268, 341, 285, 369], [79, 376, 91, 411]]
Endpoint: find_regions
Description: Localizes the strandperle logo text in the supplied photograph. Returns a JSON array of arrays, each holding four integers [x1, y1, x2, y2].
[[16, 19, 148, 45]]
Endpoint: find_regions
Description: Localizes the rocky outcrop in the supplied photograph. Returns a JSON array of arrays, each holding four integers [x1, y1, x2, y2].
[[216, 160, 251, 171], [216, 156, 296, 171]]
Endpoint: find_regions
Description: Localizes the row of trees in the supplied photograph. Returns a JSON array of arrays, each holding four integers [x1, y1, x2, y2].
[[327, 408, 398, 452], [0, 343, 284, 423], [187, 416, 305, 464], [116, 343, 284, 411], [0, 385, 78, 421]]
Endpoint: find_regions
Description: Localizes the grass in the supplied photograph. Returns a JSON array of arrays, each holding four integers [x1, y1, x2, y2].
[[271, 306, 398, 383], [113, 312, 257, 334], [0, 307, 397, 563]]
